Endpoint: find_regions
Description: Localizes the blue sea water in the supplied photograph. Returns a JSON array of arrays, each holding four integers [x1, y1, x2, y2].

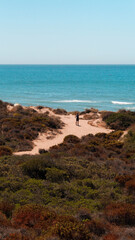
[[0, 65, 135, 112]]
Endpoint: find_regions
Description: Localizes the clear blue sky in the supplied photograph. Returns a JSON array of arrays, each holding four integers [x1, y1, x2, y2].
[[0, 0, 135, 64]]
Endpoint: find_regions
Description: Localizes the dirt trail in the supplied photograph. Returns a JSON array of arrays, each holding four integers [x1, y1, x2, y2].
[[15, 113, 112, 155]]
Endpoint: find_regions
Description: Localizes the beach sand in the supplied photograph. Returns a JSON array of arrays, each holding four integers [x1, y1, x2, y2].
[[14, 107, 112, 155]]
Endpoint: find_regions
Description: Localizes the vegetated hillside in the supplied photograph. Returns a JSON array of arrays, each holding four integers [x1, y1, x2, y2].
[[0, 100, 63, 153], [102, 109, 135, 130], [0, 102, 135, 239], [0, 126, 135, 239]]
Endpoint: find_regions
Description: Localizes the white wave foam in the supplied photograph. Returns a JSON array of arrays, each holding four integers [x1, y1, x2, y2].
[[112, 101, 134, 105], [126, 107, 135, 110], [52, 100, 97, 103]]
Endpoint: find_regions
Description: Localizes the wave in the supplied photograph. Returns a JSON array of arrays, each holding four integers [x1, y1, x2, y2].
[[112, 101, 134, 105], [126, 107, 135, 110], [52, 100, 97, 103]]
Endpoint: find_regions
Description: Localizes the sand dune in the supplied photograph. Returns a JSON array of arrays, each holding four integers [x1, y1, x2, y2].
[[15, 111, 112, 155]]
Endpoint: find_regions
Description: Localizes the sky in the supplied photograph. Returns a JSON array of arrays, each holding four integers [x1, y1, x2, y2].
[[0, 0, 135, 64]]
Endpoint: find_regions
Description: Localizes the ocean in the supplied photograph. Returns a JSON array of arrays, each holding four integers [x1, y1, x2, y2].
[[0, 65, 135, 112]]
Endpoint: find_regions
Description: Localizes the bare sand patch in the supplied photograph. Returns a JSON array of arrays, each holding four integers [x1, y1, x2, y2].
[[14, 108, 112, 155]]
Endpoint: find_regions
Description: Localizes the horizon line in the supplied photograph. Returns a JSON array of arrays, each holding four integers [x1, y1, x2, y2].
[[0, 63, 135, 66]]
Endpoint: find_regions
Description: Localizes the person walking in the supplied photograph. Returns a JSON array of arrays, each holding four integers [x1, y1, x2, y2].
[[76, 113, 79, 126]]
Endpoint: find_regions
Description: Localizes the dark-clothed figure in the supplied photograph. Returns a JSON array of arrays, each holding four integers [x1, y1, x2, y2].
[[76, 113, 79, 126]]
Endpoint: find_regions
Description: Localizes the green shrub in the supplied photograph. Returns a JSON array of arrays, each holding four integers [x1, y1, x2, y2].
[[53, 108, 67, 115], [95, 132, 107, 139], [104, 141, 123, 150], [46, 168, 69, 182], [50, 216, 90, 240], [0, 101, 63, 152], [82, 179, 95, 189], [124, 130, 135, 153], [11, 189, 34, 205], [102, 111, 135, 130], [22, 158, 47, 179], [0, 146, 12, 156], [76, 208, 91, 221], [64, 135, 80, 144], [107, 130, 123, 140], [0, 177, 23, 192]]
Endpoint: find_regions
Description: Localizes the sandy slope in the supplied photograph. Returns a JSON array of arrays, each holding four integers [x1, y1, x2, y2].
[[15, 112, 112, 155]]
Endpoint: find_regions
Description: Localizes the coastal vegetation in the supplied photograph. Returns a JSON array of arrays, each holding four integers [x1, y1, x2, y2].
[[102, 109, 135, 130], [0, 100, 135, 239], [0, 100, 63, 152]]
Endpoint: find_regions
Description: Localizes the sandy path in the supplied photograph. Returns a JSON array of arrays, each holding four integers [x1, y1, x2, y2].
[[15, 114, 112, 155]]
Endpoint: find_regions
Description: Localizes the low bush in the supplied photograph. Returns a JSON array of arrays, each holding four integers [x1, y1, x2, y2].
[[53, 108, 67, 115], [0, 211, 11, 227], [106, 130, 123, 140], [95, 132, 107, 139], [12, 204, 56, 230], [0, 100, 63, 151], [103, 234, 119, 240], [36, 236, 60, 240], [125, 178, 135, 192], [4, 233, 32, 240], [64, 135, 80, 144], [85, 219, 106, 236], [0, 146, 12, 156], [0, 201, 15, 218], [22, 158, 48, 179], [104, 141, 123, 150], [76, 208, 91, 221], [115, 175, 133, 186], [124, 130, 135, 153], [102, 111, 135, 130], [68, 143, 96, 156], [105, 203, 135, 225], [46, 168, 69, 182], [39, 149, 48, 154], [50, 216, 90, 240]]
